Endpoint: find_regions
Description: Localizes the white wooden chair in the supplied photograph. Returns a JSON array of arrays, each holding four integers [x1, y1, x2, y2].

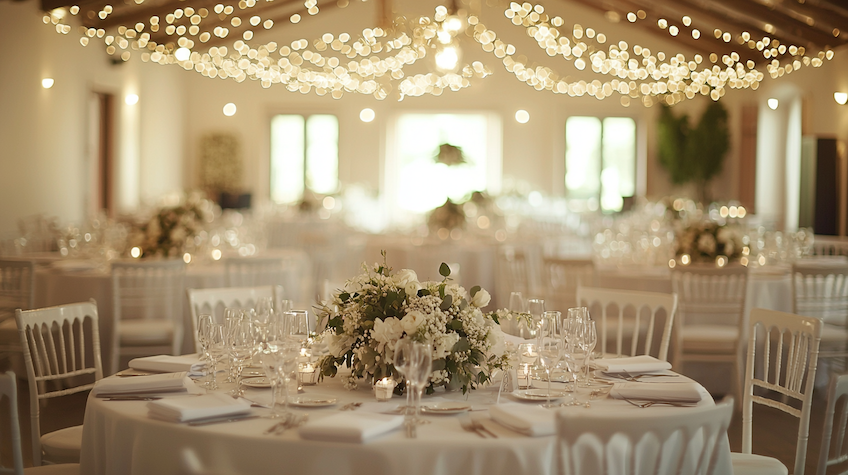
[[671, 265, 748, 403], [817, 373, 848, 475], [731, 308, 822, 475], [187, 285, 280, 351], [791, 261, 848, 376], [16, 300, 103, 466], [814, 237, 848, 258], [576, 286, 677, 361], [556, 398, 735, 475], [543, 257, 594, 313], [223, 256, 286, 288], [498, 246, 536, 299], [0, 371, 80, 474], [0, 260, 35, 360], [111, 259, 185, 373]]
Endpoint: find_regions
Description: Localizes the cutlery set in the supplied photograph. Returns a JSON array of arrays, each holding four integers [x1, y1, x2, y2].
[[264, 413, 309, 435], [458, 415, 498, 438]]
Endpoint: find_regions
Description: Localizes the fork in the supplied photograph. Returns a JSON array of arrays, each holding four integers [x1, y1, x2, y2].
[[622, 398, 697, 408], [458, 415, 489, 438]]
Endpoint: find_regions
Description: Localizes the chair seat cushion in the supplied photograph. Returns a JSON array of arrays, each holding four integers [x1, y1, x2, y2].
[[24, 463, 80, 475], [41, 425, 83, 464], [682, 325, 739, 352], [119, 320, 175, 345], [730, 452, 788, 475]]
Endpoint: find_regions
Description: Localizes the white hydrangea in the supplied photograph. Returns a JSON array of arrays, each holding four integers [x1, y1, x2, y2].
[[371, 317, 403, 352]]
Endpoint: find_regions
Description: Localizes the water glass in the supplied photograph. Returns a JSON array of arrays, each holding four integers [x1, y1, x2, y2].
[[526, 298, 546, 339]]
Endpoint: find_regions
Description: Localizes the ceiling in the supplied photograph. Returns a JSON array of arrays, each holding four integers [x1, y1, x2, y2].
[[33, 0, 848, 66]]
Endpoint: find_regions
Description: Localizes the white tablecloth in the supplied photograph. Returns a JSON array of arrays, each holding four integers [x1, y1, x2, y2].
[[33, 250, 310, 374], [79, 371, 730, 475]]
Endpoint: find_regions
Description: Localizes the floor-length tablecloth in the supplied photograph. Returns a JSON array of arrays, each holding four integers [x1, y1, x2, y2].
[[80, 371, 730, 475]]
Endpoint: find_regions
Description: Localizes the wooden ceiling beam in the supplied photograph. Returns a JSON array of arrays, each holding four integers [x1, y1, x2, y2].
[[704, 0, 844, 47]]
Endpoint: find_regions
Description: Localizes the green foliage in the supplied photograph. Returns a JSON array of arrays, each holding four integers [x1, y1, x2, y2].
[[657, 101, 729, 202]]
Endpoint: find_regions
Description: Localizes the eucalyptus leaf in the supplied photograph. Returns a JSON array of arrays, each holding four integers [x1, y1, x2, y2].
[[470, 285, 481, 297], [439, 262, 451, 277], [440, 294, 453, 310]]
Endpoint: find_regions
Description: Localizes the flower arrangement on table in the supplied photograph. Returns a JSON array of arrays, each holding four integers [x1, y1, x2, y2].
[[427, 199, 466, 231], [674, 221, 744, 263], [127, 193, 215, 258], [316, 254, 510, 394]]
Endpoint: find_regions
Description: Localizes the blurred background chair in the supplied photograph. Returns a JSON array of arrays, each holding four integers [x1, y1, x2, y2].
[[187, 285, 280, 351], [817, 373, 848, 475], [732, 308, 822, 475], [556, 397, 734, 475], [672, 264, 748, 403], [111, 259, 185, 373], [543, 257, 594, 313], [576, 286, 677, 361], [0, 260, 35, 368], [0, 371, 80, 474], [223, 256, 286, 288], [791, 261, 848, 378], [16, 300, 102, 466]]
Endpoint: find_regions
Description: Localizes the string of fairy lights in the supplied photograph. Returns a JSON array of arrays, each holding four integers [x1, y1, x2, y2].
[[43, 0, 836, 104]]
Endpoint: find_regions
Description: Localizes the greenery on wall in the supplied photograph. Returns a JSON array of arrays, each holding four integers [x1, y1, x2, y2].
[[657, 101, 729, 203]]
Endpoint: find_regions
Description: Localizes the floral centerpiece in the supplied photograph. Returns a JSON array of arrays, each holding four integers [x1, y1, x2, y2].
[[674, 221, 744, 263], [127, 193, 215, 258], [316, 255, 509, 394], [427, 199, 466, 231]]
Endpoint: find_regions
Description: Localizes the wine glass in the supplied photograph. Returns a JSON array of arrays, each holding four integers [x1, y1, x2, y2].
[[508, 291, 525, 336], [285, 310, 310, 346], [526, 298, 546, 339], [537, 312, 563, 408], [260, 333, 298, 418], [197, 314, 214, 388], [580, 320, 597, 387], [223, 308, 243, 383], [407, 342, 433, 426], [517, 343, 537, 389], [205, 323, 226, 391], [228, 317, 254, 397], [393, 338, 416, 416]]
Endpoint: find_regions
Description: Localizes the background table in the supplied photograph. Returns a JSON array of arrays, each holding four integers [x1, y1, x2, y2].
[[80, 370, 729, 475]]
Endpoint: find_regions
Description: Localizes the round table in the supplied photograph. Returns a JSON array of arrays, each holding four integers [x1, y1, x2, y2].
[[79, 370, 730, 475]]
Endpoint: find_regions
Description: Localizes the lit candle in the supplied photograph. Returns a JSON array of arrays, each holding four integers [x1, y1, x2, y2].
[[374, 377, 396, 402], [299, 363, 317, 386]]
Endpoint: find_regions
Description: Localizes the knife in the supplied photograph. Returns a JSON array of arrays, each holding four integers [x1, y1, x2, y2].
[[188, 414, 261, 426]]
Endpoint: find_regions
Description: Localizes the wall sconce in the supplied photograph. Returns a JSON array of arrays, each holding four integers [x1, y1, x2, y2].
[[835, 92, 848, 105], [767, 98, 779, 110]]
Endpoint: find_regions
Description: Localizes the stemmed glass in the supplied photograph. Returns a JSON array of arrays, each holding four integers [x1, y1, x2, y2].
[[526, 298, 546, 339], [197, 314, 214, 388], [509, 291, 526, 337], [223, 308, 242, 383], [228, 317, 255, 397], [394, 339, 432, 429], [205, 323, 227, 391], [260, 320, 298, 418], [537, 311, 563, 408], [580, 320, 597, 387]]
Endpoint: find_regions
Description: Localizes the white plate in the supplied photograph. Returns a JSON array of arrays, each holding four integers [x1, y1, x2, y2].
[[242, 367, 265, 377], [420, 402, 471, 414], [513, 389, 567, 402], [290, 396, 338, 407], [241, 377, 272, 388]]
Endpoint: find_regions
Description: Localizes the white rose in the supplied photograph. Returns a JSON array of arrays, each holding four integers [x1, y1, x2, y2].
[[470, 288, 491, 308], [327, 333, 353, 358], [392, 269, 418, 288], [433, 332, 460, 359], [371, 317, 404, 352], [404, 280, 422, 297], [400, 310, 426, 335], [486, 326, 506, 357]]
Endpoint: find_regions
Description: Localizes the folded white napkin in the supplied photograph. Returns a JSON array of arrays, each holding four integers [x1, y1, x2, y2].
[[92, 372, 192, 396], [489, 403, 555, 437], [609, 381, 703, 403], [298, 412, 404, 443], [129, 355, 206, 376], [147, 392, 250, 422], [593, 355, 672, 374]]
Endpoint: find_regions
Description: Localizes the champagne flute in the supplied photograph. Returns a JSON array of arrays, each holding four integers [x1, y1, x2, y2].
[[580, 320, 597, 387], [509, 291, 526, 337], [537, 312, 563, 408], [228, 318, 254, 397], [223, 308, 242, 383], [197, 314, 214, 388], [206, 324, 226, 391]]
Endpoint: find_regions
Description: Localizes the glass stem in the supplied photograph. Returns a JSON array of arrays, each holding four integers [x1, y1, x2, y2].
[[546, 369, 552, 406]]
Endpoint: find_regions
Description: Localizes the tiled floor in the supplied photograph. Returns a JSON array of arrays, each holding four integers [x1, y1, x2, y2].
[[0, 377, 836, 473]]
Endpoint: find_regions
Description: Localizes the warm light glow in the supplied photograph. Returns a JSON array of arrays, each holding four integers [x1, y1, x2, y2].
[[359, 108, 375, 122], [183, 252, 192, 264], [125, 94, 139, 105], [130, 247, 141, 258], [174, 47, 190, 61], [41, 78, 54, 89], [716, 255, 727, 268], [681, 254, 691, 265], [223, 103, 237, 116], [668, 259, 676, 268], [515, 109, 530, 123], [435, 45, 459, 71], [322, 196, 335, 209], [836, 92, 848, 105], [767, 98, 779, 110], [211, 249, 222, 260]]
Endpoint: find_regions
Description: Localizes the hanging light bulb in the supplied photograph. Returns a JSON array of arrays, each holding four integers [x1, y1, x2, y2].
[[435, 45, 460, 71]]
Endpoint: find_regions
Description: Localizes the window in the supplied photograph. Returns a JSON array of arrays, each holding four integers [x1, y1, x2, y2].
[[565, 116, 636, 212], [391, 113, 501, 214], [270, 114, 339, 203]]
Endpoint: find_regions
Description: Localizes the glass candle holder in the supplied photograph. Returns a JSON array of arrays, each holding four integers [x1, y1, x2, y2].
[[298, 362, 318, 386], [374, 377, 396, 402]]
